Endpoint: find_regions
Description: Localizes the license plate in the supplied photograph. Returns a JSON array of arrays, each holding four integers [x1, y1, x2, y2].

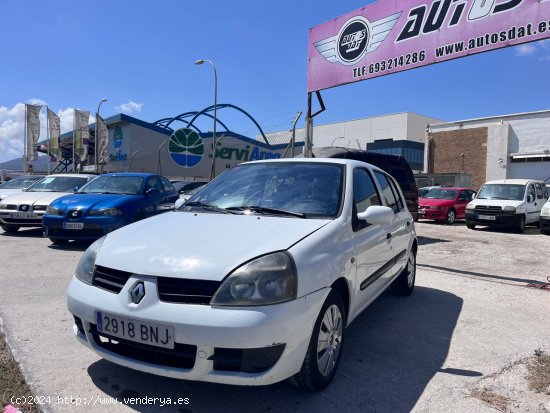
[[477, 214, 496, 221], [10, 212, 38, 219], [63, 222, 84, 230], [96, 311, 174, 349], [418, 210, 425, 215]]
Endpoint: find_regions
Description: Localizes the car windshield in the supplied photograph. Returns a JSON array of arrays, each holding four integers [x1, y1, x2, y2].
[[183, 162, 344, 218], [26, 176, 90, 192], [78, 176, 144, 195], [0, 177, 42, 189], [423, 189, 458, 200], [476, 184, 525, 201]]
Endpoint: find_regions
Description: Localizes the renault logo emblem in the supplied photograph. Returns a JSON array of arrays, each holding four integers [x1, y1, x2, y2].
[[129, 281, 146, 304]]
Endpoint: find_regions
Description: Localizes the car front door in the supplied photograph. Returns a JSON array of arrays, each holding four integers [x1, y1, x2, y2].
[[525, 183, 538, 224], [144, 176, 164, 216], [456, 190, 470, 219], [351, 168, 392, 315]]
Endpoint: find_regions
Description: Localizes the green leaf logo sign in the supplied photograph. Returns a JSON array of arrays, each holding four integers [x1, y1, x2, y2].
[[169, 128, 204, 168]]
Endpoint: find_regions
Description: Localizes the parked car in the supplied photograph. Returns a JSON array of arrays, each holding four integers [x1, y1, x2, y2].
[[179, 185, 205, 203], [310, 147, 419, 221], [67, 158, 417, 390], [418, 187, 476, 224], [0, 175, 45, 200], [540, 196, 550, 235], [0, 174, 95, 233], [43, 173, 179, 243], [465, 179, 548, 233], [172, 180, 207, 199], [418, 186, 441, 198]]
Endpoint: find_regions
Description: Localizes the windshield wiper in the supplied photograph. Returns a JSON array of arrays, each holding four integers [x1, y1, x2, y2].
[[226, 205, 306, 218], [184, 201, 238, 214]]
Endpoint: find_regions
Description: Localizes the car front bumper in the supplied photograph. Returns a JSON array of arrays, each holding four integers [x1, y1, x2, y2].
[[67, 276, 328, 385], [540, 216, 550, 232], [0, 211, 44, 227], [465, 211, 520, 228], [43, 216, 130, 240], [418, 208, 446, 220]]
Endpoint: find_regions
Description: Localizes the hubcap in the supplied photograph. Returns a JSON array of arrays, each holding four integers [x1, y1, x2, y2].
[[316, 304, 343, 377], [407, 253, 416, 287], [448, 210, 455, 223]]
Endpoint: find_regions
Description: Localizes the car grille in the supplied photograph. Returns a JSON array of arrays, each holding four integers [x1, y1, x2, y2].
[[89, 324, 196, 369], [157, 277, 221, 305], [48, 227, 106, 238], [6, 205, 17, 210], [92, 266, 132, 293], [474, 205, 502, 216], [2, 218, 42, 224], [33, 205, 47, 211]]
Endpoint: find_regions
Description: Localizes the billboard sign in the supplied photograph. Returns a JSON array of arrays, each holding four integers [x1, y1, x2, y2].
[[308, 0, 550, 91]]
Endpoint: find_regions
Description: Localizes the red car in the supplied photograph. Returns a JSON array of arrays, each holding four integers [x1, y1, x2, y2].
[[418, 187, 476, 224]]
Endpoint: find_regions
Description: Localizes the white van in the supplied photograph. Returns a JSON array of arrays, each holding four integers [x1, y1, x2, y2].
[[465, 179, 548, 233]]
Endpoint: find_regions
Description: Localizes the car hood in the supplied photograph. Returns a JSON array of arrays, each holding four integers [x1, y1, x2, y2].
[[469, 199, 524, 208], [53, 193, 141, 210], [0, 189, 23, 200], [1, 191, 71, 206], [419, 198, 454, 207], [96, 211, 330, 281]]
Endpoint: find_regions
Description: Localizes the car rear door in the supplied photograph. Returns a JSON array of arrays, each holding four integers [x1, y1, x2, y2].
[[373, 171, 412, 281], [144, 176, 164, 216]]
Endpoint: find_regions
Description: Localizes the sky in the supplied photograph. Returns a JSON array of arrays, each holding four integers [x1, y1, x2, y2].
[[1, 0, 549, 163]]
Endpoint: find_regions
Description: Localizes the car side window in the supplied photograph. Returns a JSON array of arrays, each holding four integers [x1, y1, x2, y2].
[[353, 169, 381, 213], [146, 176, 162, 192], [535, 183, 544, 199], [458, 191, 469, 201], [374, 171, 402, 213], [353, 169, 381, 232], [160, 177, 175, 193], [389, 167, 411, 191], [527, 184, 535, 202]]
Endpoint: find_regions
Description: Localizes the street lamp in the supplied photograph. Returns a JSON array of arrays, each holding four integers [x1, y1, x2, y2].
[[195, 59, 217, 180], [331, 136, 344, 147], [95, 98, 108, 173]]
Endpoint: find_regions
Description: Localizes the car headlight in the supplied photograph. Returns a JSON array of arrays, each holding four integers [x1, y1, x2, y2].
[[211, 252, 297, 306], [465, 204, 474, 211], [503, 206, 516, 213], [75, 236, 106, 284], [88, 208, 123, 217], [46, 205, 64, 216]]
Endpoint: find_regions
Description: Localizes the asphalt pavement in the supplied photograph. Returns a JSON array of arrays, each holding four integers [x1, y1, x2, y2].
[[0, 222, 549, 413]]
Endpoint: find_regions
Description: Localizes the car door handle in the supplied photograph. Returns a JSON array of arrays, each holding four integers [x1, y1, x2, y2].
[[406, 220, 411, 227], [386, 233, 392, 240]]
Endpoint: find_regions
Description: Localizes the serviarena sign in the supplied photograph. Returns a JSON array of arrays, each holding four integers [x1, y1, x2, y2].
[[308, 0, 550, 91]]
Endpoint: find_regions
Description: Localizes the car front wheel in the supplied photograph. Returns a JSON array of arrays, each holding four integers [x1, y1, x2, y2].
[[445, 209, 456, 225], [290, 290, 345, 391]]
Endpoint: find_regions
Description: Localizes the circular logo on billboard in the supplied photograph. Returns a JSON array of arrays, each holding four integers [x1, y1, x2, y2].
[[337, 17, 370, 64], [169, 128, 204, 168]]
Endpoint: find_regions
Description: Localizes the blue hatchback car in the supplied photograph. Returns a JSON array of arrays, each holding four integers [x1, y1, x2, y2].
[[43, 173, 179, 243]]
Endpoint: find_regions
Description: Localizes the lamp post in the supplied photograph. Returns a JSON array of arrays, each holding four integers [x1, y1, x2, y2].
[[195, 59, 217, 180], [95, 98, 107, 173]]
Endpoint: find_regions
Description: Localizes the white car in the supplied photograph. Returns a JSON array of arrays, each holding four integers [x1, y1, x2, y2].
[[0, 174, 96, 233], [465, 179, 548, 233], [0, 175, 45, 201], [67, 158, 417, 390]]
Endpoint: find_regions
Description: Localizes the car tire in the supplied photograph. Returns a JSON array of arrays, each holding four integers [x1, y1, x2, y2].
[[49, 237, 68, 244], [1, 225, 20, 233], [290, 290, 346, 391], [391, 248, 416, 296], [542, 229, 550, 236], [466, 223, 476, 230], [514, 215, 525, 234], [445, 209, 456, 225]]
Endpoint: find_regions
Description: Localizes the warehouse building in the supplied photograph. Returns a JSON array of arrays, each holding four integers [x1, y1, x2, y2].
[[425, 109, 550, 189]]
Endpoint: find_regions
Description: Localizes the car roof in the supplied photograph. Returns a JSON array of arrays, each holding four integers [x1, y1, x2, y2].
[[44, 173, 96, 178], [484, 179, 544, 185], [244, 157, 389, 173], [426, 187, 473, 191], [99, 172, 155, 177]]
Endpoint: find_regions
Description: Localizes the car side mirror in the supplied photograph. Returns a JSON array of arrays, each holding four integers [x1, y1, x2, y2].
[[174, 198, 186, 209], [146, 188, 160, 196], [73, 186, 79, 193], [527, 194, 534, 203], [357, 205, 394, 225]]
